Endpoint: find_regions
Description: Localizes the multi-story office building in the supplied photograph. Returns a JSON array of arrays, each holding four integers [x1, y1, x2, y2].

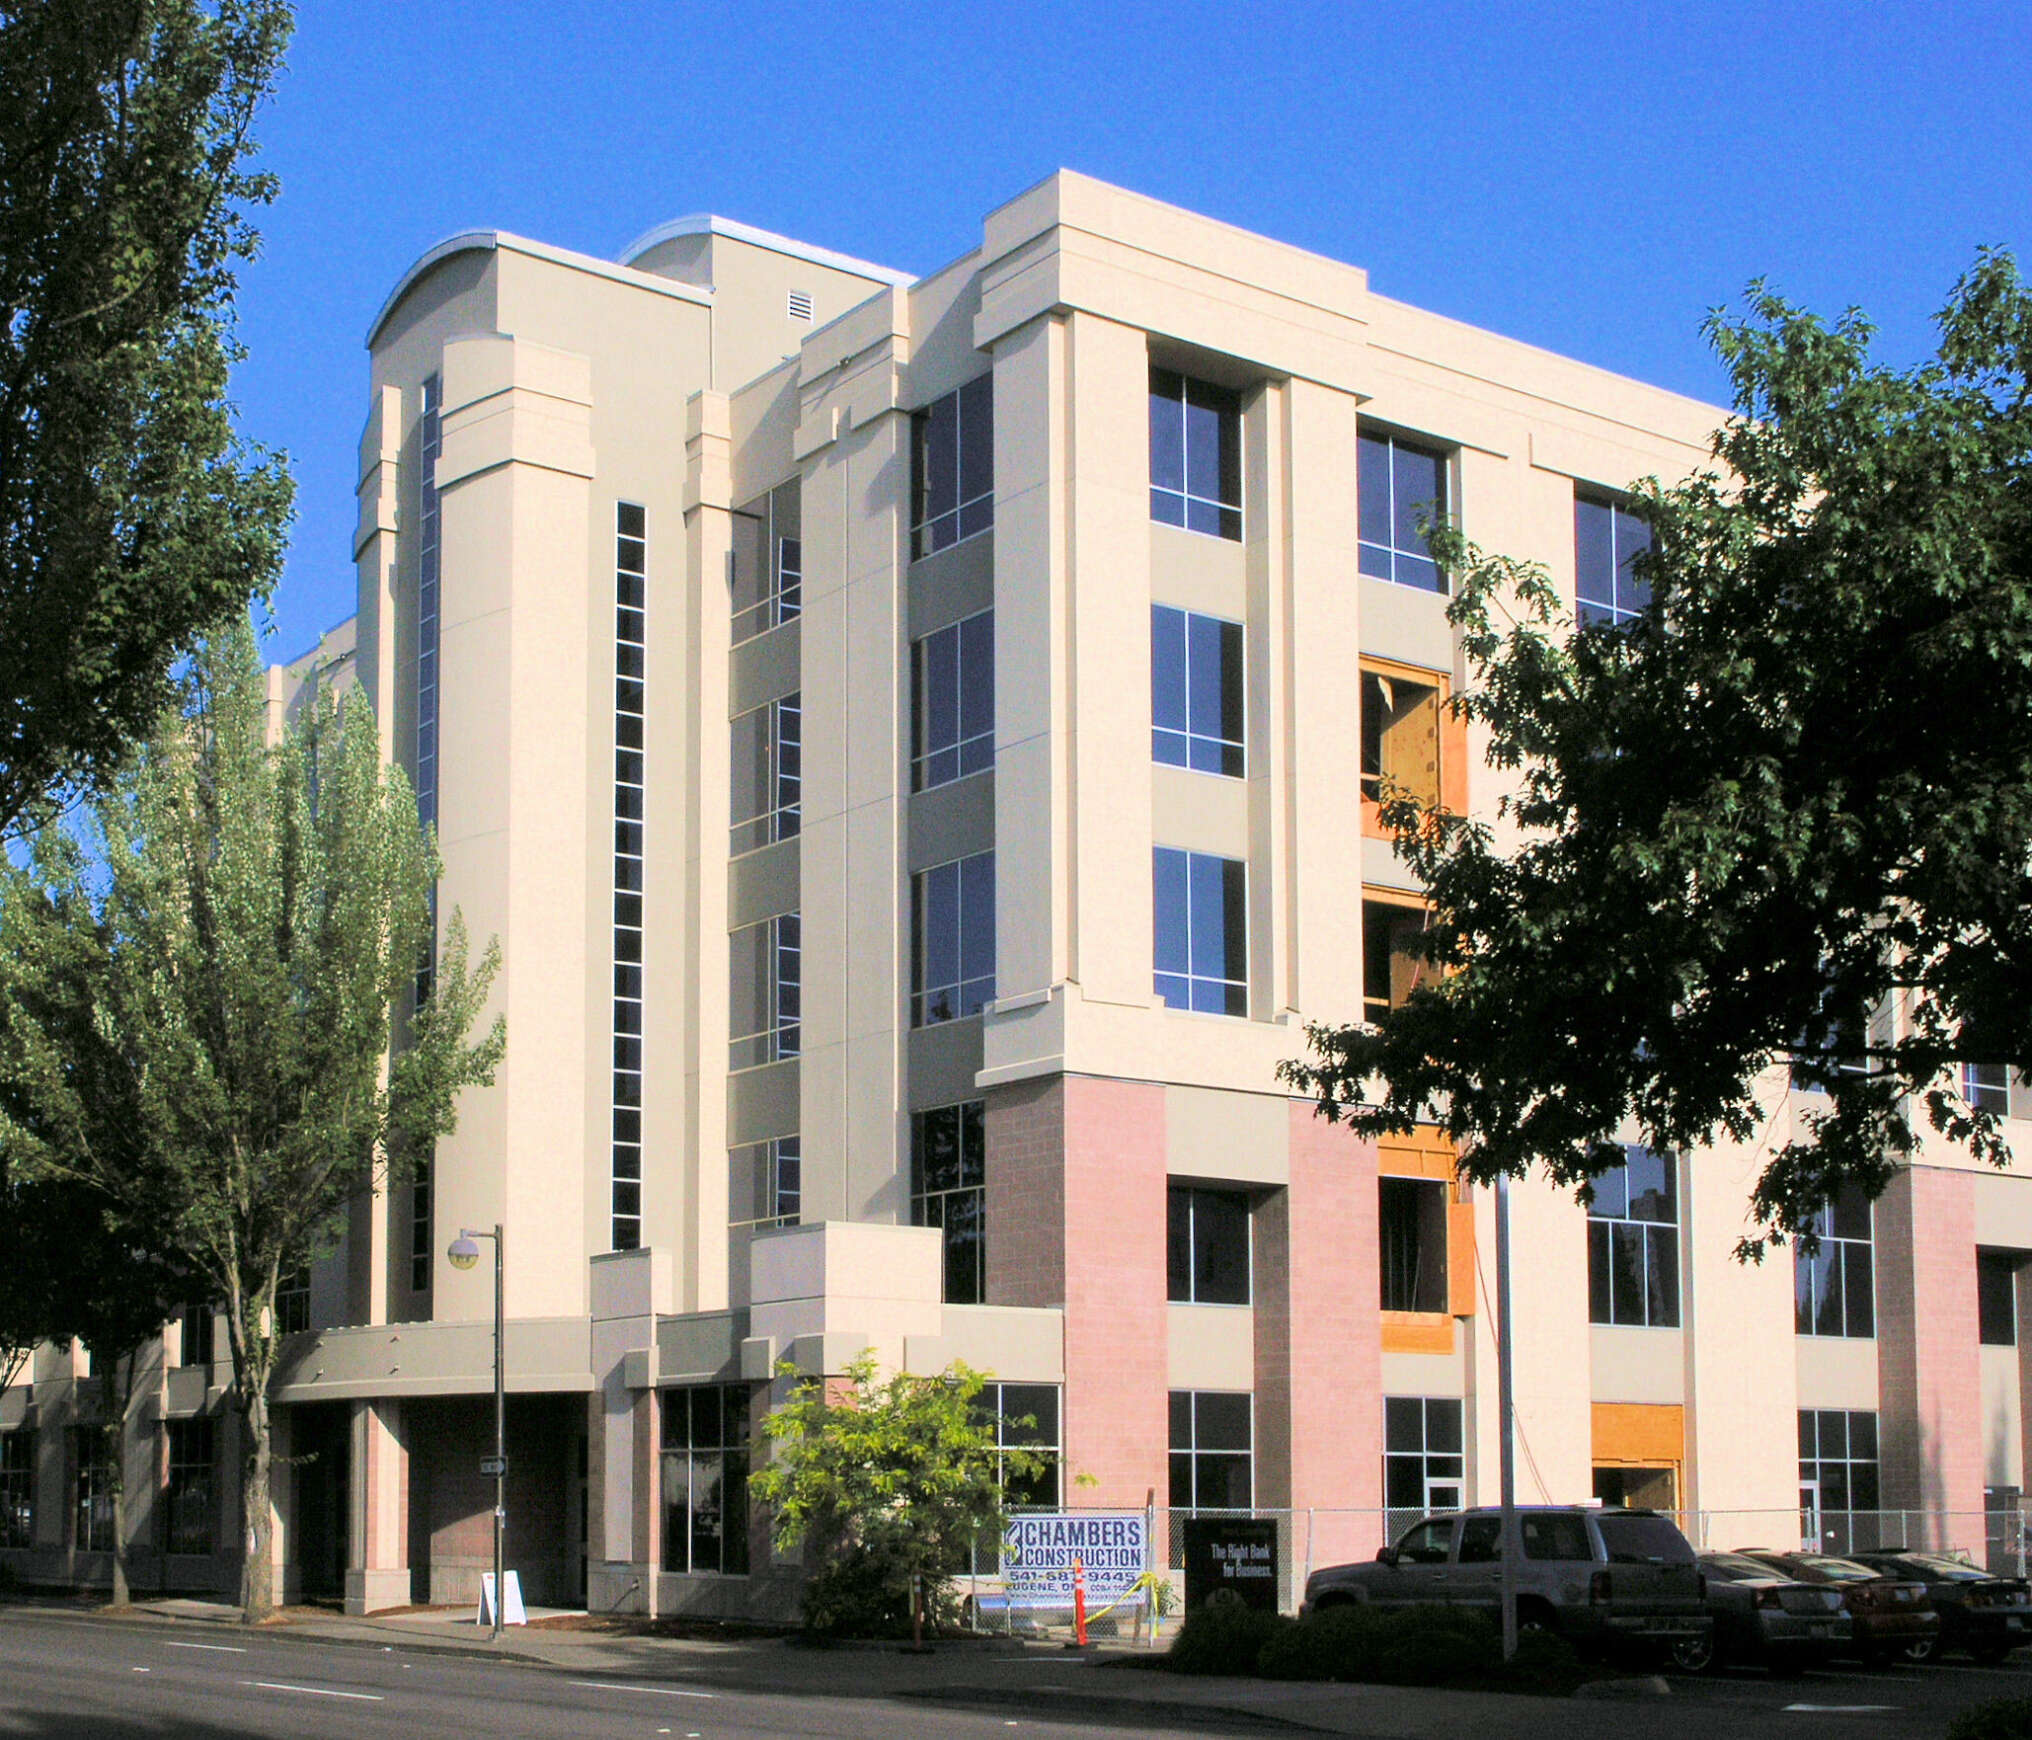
[[5, 172, 2030, 1615]]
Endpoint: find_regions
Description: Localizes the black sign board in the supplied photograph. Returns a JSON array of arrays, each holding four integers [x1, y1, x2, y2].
[[1181, 1517, 1279, 1612]]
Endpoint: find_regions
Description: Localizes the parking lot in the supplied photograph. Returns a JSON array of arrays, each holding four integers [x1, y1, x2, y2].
[[1661, 1648, 2032, 1733]]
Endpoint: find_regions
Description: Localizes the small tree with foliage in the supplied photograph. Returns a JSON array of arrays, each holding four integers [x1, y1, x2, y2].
[[1283, 252, 2032, 1248], [751, 1353, 1041, 1636], [0, 623, 504, 1620]]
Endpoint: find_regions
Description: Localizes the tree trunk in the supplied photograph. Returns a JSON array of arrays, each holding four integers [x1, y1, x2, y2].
[[108, 1348, 135, 1607], [239, 1380, 274, 1622]]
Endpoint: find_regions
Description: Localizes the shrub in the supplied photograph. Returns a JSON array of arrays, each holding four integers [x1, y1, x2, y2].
[[1164, 1599, 1289, 1675], [1209, 1600, 1581, 1694], [797, 1543, 965, 1638], [1949, 1698, 2032, 1740], [1494, 1628, 1585, 1696]]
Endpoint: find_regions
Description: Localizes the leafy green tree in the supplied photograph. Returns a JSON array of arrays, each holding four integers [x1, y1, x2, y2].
[[1283, 252, 2032, 1250], [752, 1353, 1042, 1635], [0, 623, 504, 1619], [0, 0, 294, 833]]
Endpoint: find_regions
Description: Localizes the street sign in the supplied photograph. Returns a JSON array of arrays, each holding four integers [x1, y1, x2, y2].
[[479, 1455, 508, 1477]]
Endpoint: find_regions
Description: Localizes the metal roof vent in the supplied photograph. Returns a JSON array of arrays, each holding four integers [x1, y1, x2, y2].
[[786, 288, 813, 322]]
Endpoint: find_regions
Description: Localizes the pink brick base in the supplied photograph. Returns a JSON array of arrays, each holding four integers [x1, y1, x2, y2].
[[1876, 1166, 1985, 1534]]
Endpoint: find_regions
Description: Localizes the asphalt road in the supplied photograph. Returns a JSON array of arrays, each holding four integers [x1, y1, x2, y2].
[[0, 1611, 1237, 1740]]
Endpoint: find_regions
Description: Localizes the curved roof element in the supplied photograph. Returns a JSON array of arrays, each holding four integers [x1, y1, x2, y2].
[[620, 213, 913, 287], [365, 229, 712, 350]]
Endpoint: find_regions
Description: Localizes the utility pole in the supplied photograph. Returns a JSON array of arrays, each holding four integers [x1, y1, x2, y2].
[[1496, 1171, 1519, 1661]]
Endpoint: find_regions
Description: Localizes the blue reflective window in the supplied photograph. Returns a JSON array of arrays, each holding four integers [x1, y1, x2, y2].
[[1153, 848, 1247, 1016], [911, 376, 994, 559], [1151, 606, 1243, 776], [1150, 367, 1242, 539], [1575, 494, 1653, 628], [1358, 432, 1448, 593], [914, 852, 996, 1025], [913, 611, 994, 790]]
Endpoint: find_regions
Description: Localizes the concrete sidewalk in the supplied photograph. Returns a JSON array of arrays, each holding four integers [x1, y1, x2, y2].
[[51, 1596, 1666, 1738]]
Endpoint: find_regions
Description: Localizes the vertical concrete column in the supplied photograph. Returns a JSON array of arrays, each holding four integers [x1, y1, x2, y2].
[[344, 1399, 409, 1615], [1877, 1165, 1985, 1538], [1258, 1107, 1382, 1569], [682, 389, 735, 1314], [1061, 1076, 1168, 1506], [588, 1247, 665, 1613], [349, 381, 403, 1329]]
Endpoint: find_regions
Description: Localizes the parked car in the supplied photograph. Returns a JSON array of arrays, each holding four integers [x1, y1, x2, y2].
[[1849, 1551, 2032, 1664], [1671, 1552, 1851, 1674], [1738, 1550, 1939, 1665], [1301, 1506, 1710, 1659]]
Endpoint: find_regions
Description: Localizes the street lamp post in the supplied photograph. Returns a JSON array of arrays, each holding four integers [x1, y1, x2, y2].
[[447, 1224, 505, 1642]]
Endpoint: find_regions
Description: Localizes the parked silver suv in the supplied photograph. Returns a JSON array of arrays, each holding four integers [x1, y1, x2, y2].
[[1301, 1507, 1710, 1656]]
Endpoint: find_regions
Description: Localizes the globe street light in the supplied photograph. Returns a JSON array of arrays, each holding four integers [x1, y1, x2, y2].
[[449, 1224, 505, 1640]]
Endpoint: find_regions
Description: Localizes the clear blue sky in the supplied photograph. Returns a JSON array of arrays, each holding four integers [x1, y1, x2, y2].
[[238, 0, 2031, 658]]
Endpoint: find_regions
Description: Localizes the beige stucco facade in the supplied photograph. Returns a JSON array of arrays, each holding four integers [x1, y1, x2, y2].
[[8, 175, 2032, 1615]]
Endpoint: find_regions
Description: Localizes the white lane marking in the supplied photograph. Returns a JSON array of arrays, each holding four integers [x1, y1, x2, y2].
[[238, 1680, 385, 1702], [568, 1679, 717, 1700], [164, 1642, 247, 1653], [1783, 1705, 1897, 1713], [131, 1668, 150, 1673]]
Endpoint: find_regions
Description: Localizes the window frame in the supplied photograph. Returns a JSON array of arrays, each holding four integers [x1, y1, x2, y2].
[[911, 1100, 986, 1305], [1585, 1147, 1682, 1329], [912, 610, 995, 791], [1168, 1390, 1253, 1512], [1980, 1251, 2019, 1347], [1149, 366, 1243, 540], [1379, 1176, 1451, 1315], [1358, 428, 1450, 593], [1362, 892, 1430, 1026], [729, 913, 801, 1070], [1166, 1186, 1252, 1305], [1151, 605, 1245, 778], [1384, 1396, 1465, 1538], [661, 1384, 751, 1576], [73, 1425, 115, 1554], [164, 1417, 215, 1557], [1794, 1185, 1875, 1339], [911, 375, 994, 559], [0, 1430, 32, 1551], [976, 1381, 1062, 1510], [1799, 1407, 1880, 1556], [1574, 490, 1653, 630], [912, 851, 996, 1026], [730, 693, 802, 855], [1965, 1061, 2011, 1116], [1153, 847, 1248, 1017]]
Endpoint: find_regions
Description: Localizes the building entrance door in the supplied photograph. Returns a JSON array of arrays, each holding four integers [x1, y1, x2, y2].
[[1799, 1479, 1823, 1551]]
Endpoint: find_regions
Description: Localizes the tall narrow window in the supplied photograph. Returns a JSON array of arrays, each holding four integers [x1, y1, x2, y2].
[[661, 1386, 750, 1575], [732, 483, 802, 644], [1799, 1408, 1878, 1556], [912, 1100, 985, 1304], [1384, 1397, 1465, 1537], [912, 853, 995, 1025], [729, 915, 801, 1070], [1168, 1392, 1252, 1510], [1358, 431, 1448, 592], [165, 1418, 215, 1557], [0, 1431, 33, 1550], [612, 502, 648, 1251], [976, 1382, 1062, 1507], [730, 695, 801, 854], [1380, 1177, 1450, 1313], [275, 1267, 310, 1336], [1586, 1148, 1681, 1328], [1574, 493, 1653, 629], [911, 376, 994, 558], [1167, 1187, 1252, 1304], [1795, 1184, 1875, 1338], [1150, 367, 1242, 539], [411, 373, 444, 1293], [1153, 848, 1247, 1016], [1980, 1252, 2019, 1346], [1151, 606, 1244, 777], [73, 1426, 114, 1554], [912, 612, 994, 790], [177, 1304, 213, 1368], [1966, 1062, 2010, 1116], [1362, 898, 1429, 1025]]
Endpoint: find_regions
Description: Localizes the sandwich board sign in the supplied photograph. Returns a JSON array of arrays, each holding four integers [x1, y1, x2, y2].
[[1000, 1512, 1147, 1607], [477, 1569, 526, 1626]]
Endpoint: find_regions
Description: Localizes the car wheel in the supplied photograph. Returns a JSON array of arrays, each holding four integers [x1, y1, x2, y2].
[[1670, 1634, 1717, 1674], [1901, 1636, 1938, 1666]]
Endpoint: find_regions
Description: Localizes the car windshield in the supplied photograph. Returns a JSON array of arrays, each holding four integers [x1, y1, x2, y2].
[[1702, 1553, 1788, 1583], [1596, 1514, 1695, 1565]]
